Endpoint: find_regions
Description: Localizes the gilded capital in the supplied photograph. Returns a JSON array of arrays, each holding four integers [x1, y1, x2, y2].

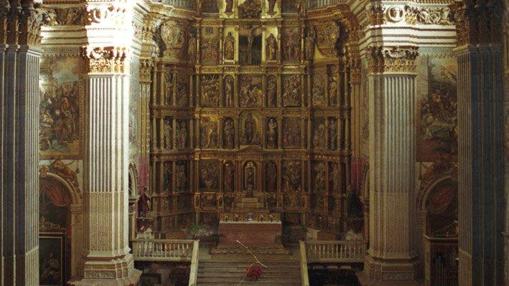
[[82, 46, 128, 74], [368, 46, 419, 74], [450, 1, 503, 46]]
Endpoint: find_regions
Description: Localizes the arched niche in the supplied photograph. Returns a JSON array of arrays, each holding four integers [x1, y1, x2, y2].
[[39, 172, 83, 284]]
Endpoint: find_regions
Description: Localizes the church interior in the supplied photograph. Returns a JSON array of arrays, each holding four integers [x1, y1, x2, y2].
[[0, 0, 507, 285]]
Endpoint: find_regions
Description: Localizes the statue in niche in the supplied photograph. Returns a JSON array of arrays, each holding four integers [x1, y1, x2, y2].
[[176, 121, 187, 149], [240, 76, 262, 107], [223, 118, 235, 149], [224, 162, 235, 192], [283, 119, 301, 147], [313, 123, 326, 149], [200, 161, 219, 190], [267, 118, 278, 148], [224, 76, 234, 107], [312, 73, 327, 106], [188, 32, 197, 63], [328, 119, 338, 150], [201, 120, 218, 148], [265, 33, 278, 61], [283, 161, 301, 192], [243, 113, 258, 145], [267, 0, 276, 14], [266, 161, 277, 192], [330, 163, 340, 191], [224, 32, 235, 60], [283, 75, 301, 106], [314, 162, 326, 193], [164, 72, 173, 105], [328, 65, 338, 106], [305, 27, 316, 61], [244, 162, 257, 195], [283, 29, 300, 62], [163, 117, 173, 150], [176, 75, 189, 107], [225, 0, 233, 13], [176, 162, 187, 192], [163, 162, 172, 192], [201, 75, 220, 107], [267, 75, 277, 107]]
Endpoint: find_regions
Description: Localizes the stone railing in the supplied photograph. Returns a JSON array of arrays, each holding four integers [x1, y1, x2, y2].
[[189, 240, 200, 286], [305, 240, 366, 263], [307, 0, 343, 9], [132, 239, 196, 262], [299, 241, 311, 286], [159, 0, 196, 10]]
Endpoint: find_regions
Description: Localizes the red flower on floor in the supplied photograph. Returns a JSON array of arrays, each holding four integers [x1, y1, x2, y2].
[[245, 263, 263, 281]]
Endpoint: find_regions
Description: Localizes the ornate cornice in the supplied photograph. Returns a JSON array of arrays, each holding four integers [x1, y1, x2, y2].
[[367, 2, 453, 26], [450, 1, 503, 46], [368, 46, 419, 73], [82, 46, 128, 74]]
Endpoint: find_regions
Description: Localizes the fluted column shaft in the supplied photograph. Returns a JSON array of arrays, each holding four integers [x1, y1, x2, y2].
[[0, 2, 42, 285], [364, 46, 419, 285]]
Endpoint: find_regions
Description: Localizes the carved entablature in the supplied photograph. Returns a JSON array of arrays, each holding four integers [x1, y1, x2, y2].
[[46, 7, 86, 26], [82, 46, 128, 74], [369, 3, 454, 27], [450, 1, 503, 46], [86, 2, 127, 26], [368, 46, 419, 74]]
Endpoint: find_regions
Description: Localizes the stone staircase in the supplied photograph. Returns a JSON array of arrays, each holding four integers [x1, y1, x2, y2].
[[197, 253, 302, 286]]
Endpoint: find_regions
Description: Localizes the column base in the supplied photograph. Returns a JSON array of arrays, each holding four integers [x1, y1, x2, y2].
[[357, 255, 419, 286], [70, 254, 141, 286]]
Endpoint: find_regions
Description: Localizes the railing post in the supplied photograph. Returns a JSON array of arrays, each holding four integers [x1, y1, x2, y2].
[[188, 240, 200, 286], [299, 241, 310, 286]]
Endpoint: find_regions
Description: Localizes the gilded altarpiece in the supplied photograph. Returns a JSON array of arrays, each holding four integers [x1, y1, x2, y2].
[[150, 1, 353, 237]]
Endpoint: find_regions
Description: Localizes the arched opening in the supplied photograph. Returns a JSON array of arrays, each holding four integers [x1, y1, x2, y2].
[[422, 178, 458, 286]]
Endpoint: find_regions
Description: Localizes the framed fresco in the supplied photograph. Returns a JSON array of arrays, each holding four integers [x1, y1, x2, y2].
[[39, 234, 65, 286]]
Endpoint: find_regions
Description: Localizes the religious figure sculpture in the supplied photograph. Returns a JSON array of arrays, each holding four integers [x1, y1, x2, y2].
[[313, 123, 326, 149], [176, 162, 187, 192], [267, 118, 278, 148], [284, 161, 301, 192], [331, 163, 340, 191], [224, 76, 234, 107], [266, 33, 278, 61], [201, 75, 220, 107], [314, 162, 326, 192], [163, 117, 172, 150], [176, 75, 189, 107], [224, 32, 235, 60], [239, 76, 262, 107], [305, 27, 316, 61], [201, 120, 218, 148], [164, 72, 173, 105], [225, 0, 233, 13], [177, 121, 187, 149], [283, 29, 299, 62], [267, 75, 277, 107], [283, 119, 301, 147], [223, 118, 235, 149], [188, 33, 197, 63], [200, 161, 219, 190], [244, 162, 256, 195], [328, 65, 338, 105], [283, 75, 301, 106], [163, 162, 172, 192], [266, 161, 277, 192], [243, 113, 257, 144], [224, 162, 235, 192], [328, 119, 338, 150]]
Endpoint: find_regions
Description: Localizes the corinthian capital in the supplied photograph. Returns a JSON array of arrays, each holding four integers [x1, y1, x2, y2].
[[368, 46, 419, 74], [450, 1, 503, 46], [82, 46, 128, 74]]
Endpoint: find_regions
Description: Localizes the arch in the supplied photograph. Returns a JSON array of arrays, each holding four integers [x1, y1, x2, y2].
[[418, 176, 455, 211], [40, 172, 81, 206], [128, 163, 139, 197]]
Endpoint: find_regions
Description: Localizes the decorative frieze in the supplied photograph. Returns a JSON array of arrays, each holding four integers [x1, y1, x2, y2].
[[82, 46, 128, 73], [367, 3, 454, 26], [368, 46, 419, 73]]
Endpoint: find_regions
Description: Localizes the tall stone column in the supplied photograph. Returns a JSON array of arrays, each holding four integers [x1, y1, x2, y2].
[[73, 1, 142, 284], [452, 2, 505, 286], [363, 46, 419, 285], [0, 2, 44, 285]]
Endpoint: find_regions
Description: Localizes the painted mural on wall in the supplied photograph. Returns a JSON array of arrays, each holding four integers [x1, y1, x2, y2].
[[417, 56, 457, 162], [40, 57, 81, 159]]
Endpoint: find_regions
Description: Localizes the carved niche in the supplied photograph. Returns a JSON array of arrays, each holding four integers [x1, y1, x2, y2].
[[224, 32, 235, 61], [240, 112, 261, 145], [312, 68, 327, 107], [305, 26, 316, 61], [312, 161, 327, 194], [176, 119, 188, 149], [282, 27, 300, 62], [164, 68, 174, 106], [243, 161, 257, 193], [265, 161, 278, 192], [176, 161, 188, 192], [188, 30, 197, 63], [266, 117, 278, 149], [267, 0, 277, 15], [224, 75, 235, 107], [313, 21, 341, 57], [200, 117, 219, 148], [329, 162, 340, 192], [223, 117, 236, 149], [283, 160, 302, 192], [163, 116, 173, 150], [283, 117, 301, 148], [176, 73, 189, 107], [224, 0, 234, 13], [239, 0, 262, 18], [201, 75, 220, 107], [328, 65, 338, 106], [239, 75, 263, 107], [200, 160, 220, 191], [282, 74, 301, 107], [163, 161, 173, 192], [224, 161, 236, 192], [265, 33, 278, 62], [312, 118, 327, 150], [328, 118, 338, 151], [266, 75, 278, 107]]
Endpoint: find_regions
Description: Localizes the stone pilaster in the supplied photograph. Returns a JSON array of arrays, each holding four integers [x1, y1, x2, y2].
[[0, 2, 45, 285], [363, 46, 419, 285], [72, 1, 142, 285], [451, 1, 505, 285]]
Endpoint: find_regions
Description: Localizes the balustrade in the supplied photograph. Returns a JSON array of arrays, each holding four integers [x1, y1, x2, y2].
[[132, 239, 196, 262], [305, 240, 366, 263]]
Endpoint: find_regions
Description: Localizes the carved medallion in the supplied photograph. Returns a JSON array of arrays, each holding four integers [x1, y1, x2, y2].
[[313, 21, 341, 57]]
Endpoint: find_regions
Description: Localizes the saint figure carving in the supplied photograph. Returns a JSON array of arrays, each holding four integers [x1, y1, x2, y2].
[[224, 76, 234, 107], [225, 0, 233, 13], [266, 161, 277, 192], [223, 118, 235, 149], [267, 76, 277, 107], [224, 162, 235, 192], [244, 162, 256, 194], [267, 118, 278, 148], [268, 0, 276, 14], [243, 113, 256, 144], [224, 32, 235, 60], [164, 117, 172, 150], [266, 33, 278, 61]]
